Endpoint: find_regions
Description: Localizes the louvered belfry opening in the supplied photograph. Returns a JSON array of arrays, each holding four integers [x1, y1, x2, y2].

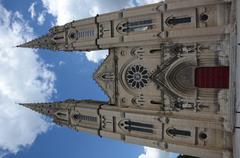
[[195, 67, 229, 89]]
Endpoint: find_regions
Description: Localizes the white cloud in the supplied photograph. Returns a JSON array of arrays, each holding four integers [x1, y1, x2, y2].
[[136, 0, 162, 5], [85, 50, 108, 63], [138, 147, 171, 158], [37, 11, 46, 25], [28, 2, 47, 25], [0, 3, 55, 156], [139, 147, 161, 158], [138, 146, 179, 158], [41, 0, 134, 25], [28, 2, 36, 19]]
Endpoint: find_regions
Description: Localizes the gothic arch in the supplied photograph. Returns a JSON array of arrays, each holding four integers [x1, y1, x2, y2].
[[165, 57, 197, 99], [166, 127, 191, 138]]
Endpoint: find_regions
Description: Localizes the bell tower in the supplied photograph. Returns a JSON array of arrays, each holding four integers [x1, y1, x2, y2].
[[21, 100, 105, 134], [18, 0, 237, 157]]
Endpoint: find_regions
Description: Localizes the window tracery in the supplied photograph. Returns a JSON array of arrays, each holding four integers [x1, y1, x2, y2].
[[126, 65, 150, 89]]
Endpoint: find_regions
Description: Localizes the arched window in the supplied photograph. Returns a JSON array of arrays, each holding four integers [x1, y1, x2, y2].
[[101, 73, 114, 80], [56, 112, 67, 120], [117, 19, 153, 33], [166, 128, 191, 137], [165, 16, 191, 26], [119, 120, 153, 134]]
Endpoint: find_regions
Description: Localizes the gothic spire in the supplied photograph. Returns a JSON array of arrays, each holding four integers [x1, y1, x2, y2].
[[19, 99, 104, 130], [19, 102, 62, 118], [19, 99, 105, 118], [16, 25, 66, 50], [16, 34, 56, 50]]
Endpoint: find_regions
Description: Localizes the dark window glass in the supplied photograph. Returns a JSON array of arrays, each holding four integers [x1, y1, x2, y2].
[[57, 112, 66, 117], [124, 120, 153, 133], [199, 132, 207, 140], [166, 17, 191, 26], [125, 126, 153, 133], [53, 36, 64, 40], [167, 128, 191, 137], [125, 121, 153, 128]]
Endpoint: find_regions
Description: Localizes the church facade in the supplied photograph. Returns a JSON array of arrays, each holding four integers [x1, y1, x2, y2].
[[18, 0, 237, 157]]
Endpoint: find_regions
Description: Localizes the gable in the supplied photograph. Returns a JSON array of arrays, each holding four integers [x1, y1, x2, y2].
[[93, 50, 116, 104]]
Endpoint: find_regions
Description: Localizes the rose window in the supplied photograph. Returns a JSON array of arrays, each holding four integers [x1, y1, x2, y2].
[[126, 65, 149, 89]]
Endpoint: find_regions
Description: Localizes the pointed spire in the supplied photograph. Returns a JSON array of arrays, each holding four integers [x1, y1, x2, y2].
[[16, 34, 57, 50], [19, 99, 104, 117], [16, 24, 67, 50], [19, 102, 61, 118], [19, 99, 104, 130]]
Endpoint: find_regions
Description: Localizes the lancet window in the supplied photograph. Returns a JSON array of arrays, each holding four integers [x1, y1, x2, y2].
[[165, 16, 192, 26], [120, 120, 153, 134], [118, 19, 153, 33], [166, 128, 191, 137]]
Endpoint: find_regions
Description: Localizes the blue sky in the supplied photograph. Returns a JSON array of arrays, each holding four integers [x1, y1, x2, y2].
[[0, 0, 178, 158]]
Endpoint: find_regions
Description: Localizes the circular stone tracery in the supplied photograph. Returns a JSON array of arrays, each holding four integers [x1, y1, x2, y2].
[[126, 65, 149, 89]]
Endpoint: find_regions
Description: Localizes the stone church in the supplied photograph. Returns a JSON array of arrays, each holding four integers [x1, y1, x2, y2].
[[18, 0, 238, 157]]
